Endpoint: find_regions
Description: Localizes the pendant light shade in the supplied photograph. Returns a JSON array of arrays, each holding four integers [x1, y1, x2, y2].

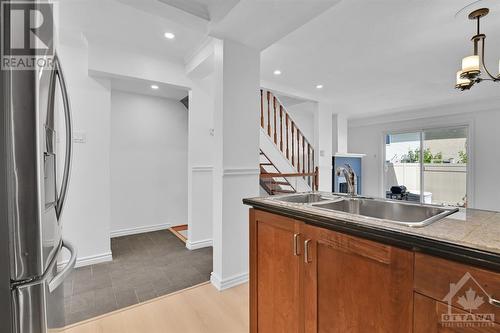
[[456, 71, 472, 89], [461, 55, 480, 75], [455, 8, 499, 90]]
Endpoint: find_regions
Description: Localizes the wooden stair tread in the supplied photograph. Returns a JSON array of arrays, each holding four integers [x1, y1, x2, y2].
[[259, 148, 302, 195]]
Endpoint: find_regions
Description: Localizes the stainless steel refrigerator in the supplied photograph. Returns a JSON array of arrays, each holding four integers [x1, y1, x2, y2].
[[1, 1, 77, 331]]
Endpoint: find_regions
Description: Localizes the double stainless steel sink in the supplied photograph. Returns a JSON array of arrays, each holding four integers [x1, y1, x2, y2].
[[273, 193, 459, 228]]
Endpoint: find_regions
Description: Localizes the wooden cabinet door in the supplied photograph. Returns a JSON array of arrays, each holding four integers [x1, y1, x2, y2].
[[250, 209, 302, 333], [302, 224, 414, 333], [414, 293, 500, 332]]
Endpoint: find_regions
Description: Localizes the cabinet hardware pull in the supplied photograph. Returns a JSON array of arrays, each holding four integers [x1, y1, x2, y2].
[[489, 297, 500, 308], [304, 239, 311, 263], [293, 233, 300, 256]]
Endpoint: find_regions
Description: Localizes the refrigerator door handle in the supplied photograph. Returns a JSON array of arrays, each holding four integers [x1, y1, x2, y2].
[[51, 54, 73, 220], [48, 240, 77, 293]]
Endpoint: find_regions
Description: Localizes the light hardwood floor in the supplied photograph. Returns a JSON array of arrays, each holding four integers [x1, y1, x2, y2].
[[61, 282, 249, 333]]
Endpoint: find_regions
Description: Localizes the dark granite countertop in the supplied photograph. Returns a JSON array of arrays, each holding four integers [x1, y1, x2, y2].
[[243, 193, 500, 272]]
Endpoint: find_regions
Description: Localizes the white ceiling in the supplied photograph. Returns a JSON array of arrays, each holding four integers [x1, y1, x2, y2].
[[261, 0, 500, 117], [59, 0, 208, 61], [114, 0, 341, 51], [158, 0, 211, 20], [275, 94, 309, 108], [157, 0, 240, 21], [60, 0, 500, 118], [209, 0, 340, 50], [59, 0, 339, 63], [104, 74, 188, 100]]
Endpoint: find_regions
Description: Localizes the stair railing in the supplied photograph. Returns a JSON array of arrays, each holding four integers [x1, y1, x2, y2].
[[260, 89, 315, 183], [260, 167, 319, 192]]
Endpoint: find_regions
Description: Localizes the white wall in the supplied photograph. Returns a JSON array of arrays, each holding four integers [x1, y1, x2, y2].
[[314, 102, 333, 192], [286, 101, 315, 143], [332, 113, 348, 154], [211, 40, 260, 290], [59, 42, 112, 266], [349, 108, 500, 211], [187, 72, 215, 249], [87, 42, 190, 89], [59, 33, 195, 266], [110, 91, 188, 234]]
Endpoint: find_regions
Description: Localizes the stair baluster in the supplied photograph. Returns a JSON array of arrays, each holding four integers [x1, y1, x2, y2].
[[296, 129, 300, 172], [273, 96, 277, 144], [291, 122, 295, 167], [307, 143, 312, 186], [259, 89, 317, 192], [260, 90, 264, 128], [267, 91, 271, 136], [308, 143, 311, 174], [302, 138, 305, 174], [279, 105, 283, 152], [285, 113, 289, 159]]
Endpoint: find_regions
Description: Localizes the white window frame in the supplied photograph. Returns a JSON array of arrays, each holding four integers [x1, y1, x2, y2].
[[381, 122, 474, 207]]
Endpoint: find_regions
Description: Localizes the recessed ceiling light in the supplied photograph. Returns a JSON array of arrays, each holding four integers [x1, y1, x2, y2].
[[273, 70, 282, 75], [151, 85, 159, 90], [316, 84, 324, 89], [164, 32, 175, 40]]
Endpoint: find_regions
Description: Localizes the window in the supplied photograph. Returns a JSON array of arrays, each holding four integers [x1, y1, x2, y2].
[[384, 127, 468, 207]]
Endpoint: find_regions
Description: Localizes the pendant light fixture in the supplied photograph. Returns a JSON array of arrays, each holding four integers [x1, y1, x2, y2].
[[455, 8, 500, 90]]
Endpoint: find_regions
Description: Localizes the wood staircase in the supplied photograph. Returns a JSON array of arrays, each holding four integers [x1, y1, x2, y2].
[[259, 150, 296, 195], [259, 89, 318, 194]]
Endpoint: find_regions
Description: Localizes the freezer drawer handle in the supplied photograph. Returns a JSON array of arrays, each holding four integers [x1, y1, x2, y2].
[[48, 240, 77, 293]]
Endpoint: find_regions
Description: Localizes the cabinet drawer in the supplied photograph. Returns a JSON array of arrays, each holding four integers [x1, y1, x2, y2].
[[414, 293, 500, 332], [415, 253, 500, 321]]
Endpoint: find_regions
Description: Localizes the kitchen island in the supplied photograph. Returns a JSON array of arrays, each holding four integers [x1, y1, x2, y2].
[[243, 193, 500, 333]]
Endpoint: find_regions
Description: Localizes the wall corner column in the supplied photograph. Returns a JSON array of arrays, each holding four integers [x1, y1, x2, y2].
[[186, 39, 217, 250], [211, 39, 260, 290], [314, 103, 334, 192]]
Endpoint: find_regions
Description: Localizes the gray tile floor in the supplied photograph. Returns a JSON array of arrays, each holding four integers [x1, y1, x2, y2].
[[63, 230, 212, 325]]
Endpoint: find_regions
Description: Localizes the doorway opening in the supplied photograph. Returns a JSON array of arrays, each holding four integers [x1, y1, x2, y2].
[[63, 80, 212, 325]]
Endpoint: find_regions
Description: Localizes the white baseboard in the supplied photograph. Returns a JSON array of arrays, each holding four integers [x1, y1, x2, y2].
[[58, 252, 113, 270], [110, 223, 172, 238], [210, 272, 248, 291], [186, 239, 213, 250]]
